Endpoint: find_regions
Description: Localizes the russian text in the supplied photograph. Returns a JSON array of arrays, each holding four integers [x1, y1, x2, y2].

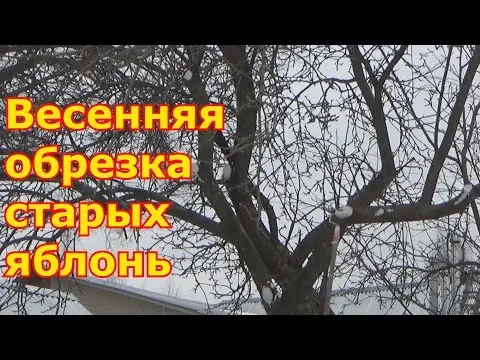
[[6, 98, 225, 131], [3, 145, 192, 187], [4, 201, 172, 236], [2, 243, 172, 278]]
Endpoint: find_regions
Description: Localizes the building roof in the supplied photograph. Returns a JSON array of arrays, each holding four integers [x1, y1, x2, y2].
[[71, 277, 221, 315], [0, 279, 91, 315], [213, 282, 432, 315]]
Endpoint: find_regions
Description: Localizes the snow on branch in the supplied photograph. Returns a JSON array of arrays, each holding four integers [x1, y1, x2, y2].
[[341, 182, 480, 225]]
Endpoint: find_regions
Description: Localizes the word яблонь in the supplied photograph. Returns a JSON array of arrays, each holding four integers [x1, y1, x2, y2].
[[3, 243, 172, 279]]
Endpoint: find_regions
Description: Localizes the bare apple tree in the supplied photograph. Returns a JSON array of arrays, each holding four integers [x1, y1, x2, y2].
[[1, 45, 480, 315]]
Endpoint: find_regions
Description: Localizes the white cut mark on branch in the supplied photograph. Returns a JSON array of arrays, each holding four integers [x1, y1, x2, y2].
[[454, 183, 473, 205], [261, 285, 274, 305], [222, 164, 232, 181], [324, 223, 341, 315], [334, 206, 353, 219], [332, 224, 341, 244], [261, 280, 280, 306], [375, 208, 385, 217], [386, 208, 393, 213], [183, 70, 193, 81], [192, 162, 199, 180]]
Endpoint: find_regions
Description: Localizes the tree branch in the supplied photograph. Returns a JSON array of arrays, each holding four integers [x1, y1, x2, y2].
[[348, 45, 395, 174], [378, 45, 408, 85], [218, 45, 257, 182], [291, 46, 404, 266], [183, 47, 291, 296], [420, 45, 480, 204]]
